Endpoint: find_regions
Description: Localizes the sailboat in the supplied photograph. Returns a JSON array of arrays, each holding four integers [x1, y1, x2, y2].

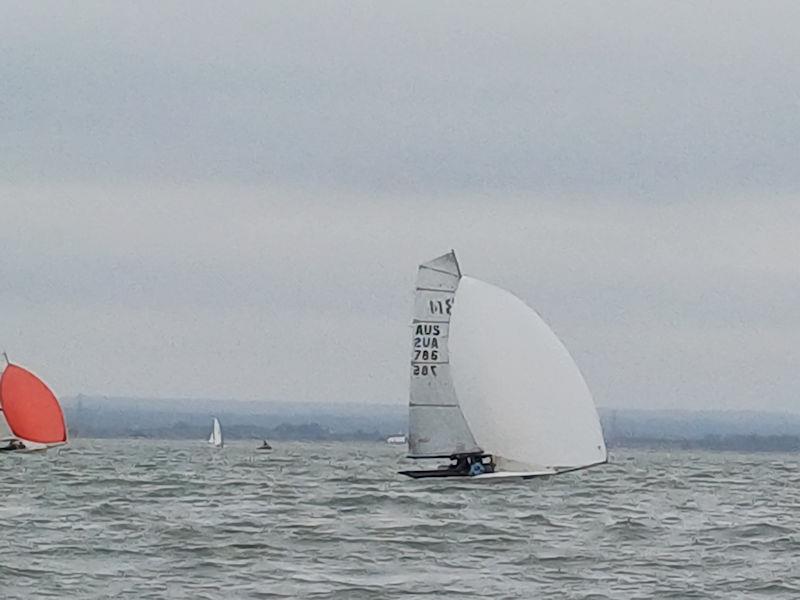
[[208, 417, 223, 448], [400, 251, 607, 480], [0, 353, 68, 453]]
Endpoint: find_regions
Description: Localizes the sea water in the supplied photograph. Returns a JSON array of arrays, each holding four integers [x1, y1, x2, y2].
[[1, 440, 798, 599]]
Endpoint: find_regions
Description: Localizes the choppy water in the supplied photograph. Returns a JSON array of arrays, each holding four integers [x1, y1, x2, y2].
[[2, 440, 799, 599]]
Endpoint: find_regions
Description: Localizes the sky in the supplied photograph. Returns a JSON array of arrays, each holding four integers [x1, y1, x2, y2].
[[1, 2, 799, 412]]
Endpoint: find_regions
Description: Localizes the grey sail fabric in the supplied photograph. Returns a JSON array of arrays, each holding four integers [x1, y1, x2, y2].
[[0, 410, 13, 440], [408, 251, 481, 458]]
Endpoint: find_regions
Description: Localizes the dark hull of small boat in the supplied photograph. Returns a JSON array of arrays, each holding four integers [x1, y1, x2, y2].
[[398, 469, 468, 479]]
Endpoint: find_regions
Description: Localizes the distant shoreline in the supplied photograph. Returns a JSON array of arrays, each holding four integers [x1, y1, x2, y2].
[[607, 435, 800, 452], [63, 430, 800, 452], [61, 395, 800, 452]]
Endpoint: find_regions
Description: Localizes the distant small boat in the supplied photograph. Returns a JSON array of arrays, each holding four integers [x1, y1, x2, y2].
[[0, 353, 68, 453], [386, 435, 407, 445], [257, 439, 272, 450], [208, 417, 223, 448], [399, 251, 607, 481]]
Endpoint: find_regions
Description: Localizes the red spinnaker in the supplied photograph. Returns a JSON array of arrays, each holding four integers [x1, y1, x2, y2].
[[0, 364, 67, 444]]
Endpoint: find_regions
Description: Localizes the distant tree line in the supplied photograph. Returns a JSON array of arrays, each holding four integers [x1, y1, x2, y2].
[[69, 417, 388, 442], [62, 396, 800, 450], [607, 434, 800, 452]]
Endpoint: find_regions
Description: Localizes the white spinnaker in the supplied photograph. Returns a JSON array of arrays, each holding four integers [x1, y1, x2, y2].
[[408, 252, 481, 458], [450, 276, 607, 472], [209, 417, 223, 447]]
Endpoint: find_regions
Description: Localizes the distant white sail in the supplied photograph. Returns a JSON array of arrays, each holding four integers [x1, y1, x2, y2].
[[406, 251, 606, 476], [208, 417, 223, 448]]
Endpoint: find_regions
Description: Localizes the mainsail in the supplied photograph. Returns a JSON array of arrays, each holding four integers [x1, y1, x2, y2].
[[406, 251, 606, 474], [408, 251, 481, 458], [0, 362, 68, 446]]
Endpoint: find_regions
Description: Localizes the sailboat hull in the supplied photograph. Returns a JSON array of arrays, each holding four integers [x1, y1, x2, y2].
[[472, 470, 556, 480], [399, 468, 556, 480], [400, 460, 607, 481], [0, 438, 53, 453], [398, 468, 468, 479]]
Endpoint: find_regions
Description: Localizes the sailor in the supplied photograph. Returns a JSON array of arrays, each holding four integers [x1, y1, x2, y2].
[[450, 455, 470, 474], [466, 455, 496, 476], [469, 461, 486, 476], [483, 456, 496, 473]]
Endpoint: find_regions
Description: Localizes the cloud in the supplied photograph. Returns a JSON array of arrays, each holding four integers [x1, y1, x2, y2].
[[1, 3, 798, 411], [2, 2, 800, 193], [2, 184, 798, 411]]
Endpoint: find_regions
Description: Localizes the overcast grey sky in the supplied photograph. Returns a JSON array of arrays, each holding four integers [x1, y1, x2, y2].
[[1, 2, 798, 411]]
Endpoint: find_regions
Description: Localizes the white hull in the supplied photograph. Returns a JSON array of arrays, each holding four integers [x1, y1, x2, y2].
[[401, 469, 556, 483], [473, 470, 556, 480], [472, 460, 608, 482], [13, 445, 49, 453]]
